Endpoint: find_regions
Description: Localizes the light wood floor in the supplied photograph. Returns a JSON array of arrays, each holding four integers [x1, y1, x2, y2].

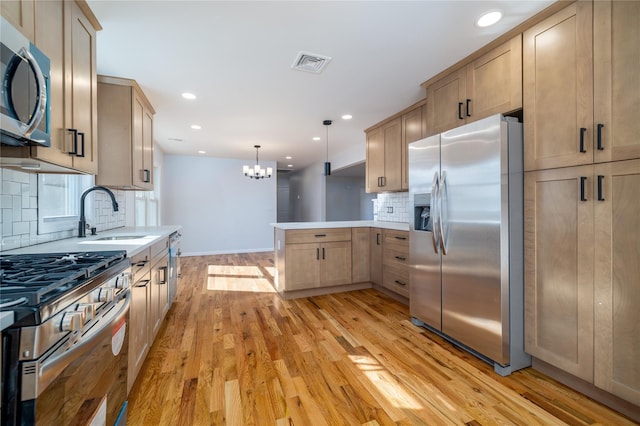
[[127, 253, 638, 425]]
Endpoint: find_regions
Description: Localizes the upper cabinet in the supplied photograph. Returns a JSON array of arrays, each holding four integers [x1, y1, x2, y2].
[[0, 0, 100, 174], [523, 0, 640, 171], [96, 76, 155, 190], [425, 35, 522, 137], [366, 101, 426, 193]]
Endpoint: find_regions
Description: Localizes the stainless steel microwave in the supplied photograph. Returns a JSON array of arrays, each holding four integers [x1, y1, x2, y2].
[[0, 17, 51, 147]]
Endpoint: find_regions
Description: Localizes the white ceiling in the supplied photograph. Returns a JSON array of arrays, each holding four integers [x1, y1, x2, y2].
[[87, 0, 553, 171]]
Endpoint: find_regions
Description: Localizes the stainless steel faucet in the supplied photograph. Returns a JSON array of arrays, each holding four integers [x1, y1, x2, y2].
[[78, 186, 119, 238]]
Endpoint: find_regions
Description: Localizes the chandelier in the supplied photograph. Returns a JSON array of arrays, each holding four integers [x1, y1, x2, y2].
[[243, 145, 273, 179]]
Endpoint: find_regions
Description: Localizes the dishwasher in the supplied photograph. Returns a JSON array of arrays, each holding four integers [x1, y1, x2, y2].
[[168, 231, 182, 307]]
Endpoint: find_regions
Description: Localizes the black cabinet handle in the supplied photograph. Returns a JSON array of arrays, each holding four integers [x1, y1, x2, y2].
[[458, 102, 463, 120], [159, 266, 168, 284], [597, 123, 604, 150], [136, 279, 151, 288], [579, 127, 587, 153], [465, 99, 471, 117], [322, 247, 325, 260], [394, 236, 407, 240], [316, 248, 319, 260], [76, 132, 85, 157], [597, 175, 605, 201], [381, 176, 386, 187], [66, 128, 78, 154], [376, 233, 381, 245], [395, 280, 407, 286], [143, 169, 151, 183], [314, 234, 326, 238], [395, 256, 406, 261], [580, 176, 587, 201]]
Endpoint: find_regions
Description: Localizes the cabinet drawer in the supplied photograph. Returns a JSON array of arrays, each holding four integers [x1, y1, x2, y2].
[[150, 237, 168, 259], [383, 264, 410, 298], [383, 246, 409, 268], [383, 229, 409, 248], [286, 228, 351, 244], [131, 248, 151, 280]]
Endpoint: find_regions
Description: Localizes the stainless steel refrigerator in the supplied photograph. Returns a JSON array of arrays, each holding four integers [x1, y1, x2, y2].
[[408, 114, 530, 375]]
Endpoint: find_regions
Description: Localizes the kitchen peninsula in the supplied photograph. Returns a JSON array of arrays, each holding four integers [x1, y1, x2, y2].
[[272, 221, 409, 300]]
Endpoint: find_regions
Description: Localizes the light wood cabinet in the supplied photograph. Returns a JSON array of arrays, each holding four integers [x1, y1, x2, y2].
[[426, 35, 522, 137], [524, 1, 640, 171], [370, 228, 383, 286], [282, 229, 352, 291], [1, 0, 35, 41], [351, 228, 371, 283], [401, 105, 426, 189], [0, 0, 100, 174], [96, 76, 155, 190], [149, 251, 169, 341], [366, 117, 402, 192], [381, 229, 410, 298]]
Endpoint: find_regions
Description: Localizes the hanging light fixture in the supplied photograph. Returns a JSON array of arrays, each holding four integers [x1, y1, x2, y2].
[[323, 119, 332, 176], [243, 145, 273, 179]]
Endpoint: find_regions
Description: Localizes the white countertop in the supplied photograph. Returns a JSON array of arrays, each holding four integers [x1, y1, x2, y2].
[[271, 220, 409, 231], [1, 226, 181, 257]]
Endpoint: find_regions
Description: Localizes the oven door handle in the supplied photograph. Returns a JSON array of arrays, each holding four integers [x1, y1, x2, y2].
[[33, 291, 131, 399]]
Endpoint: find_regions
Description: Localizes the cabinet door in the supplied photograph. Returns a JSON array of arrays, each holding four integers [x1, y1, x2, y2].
[[132, 94, 145, 188], [66, 1, 98, 174], [285, 243, 320, 290], [366, 127, 384, 193], [402, 106, 425, 190], [594, 159, 640, 405], [524, 166, 594, 381], [382, 117, 402, 191], [466, 34, 522, 122], [30, 0, 73, 168], [320, 241, 352, 287], [426, 67, 466, 136], [523, 2, 593, 171], [1, 0, 34, 41], [128, 275, 150, 392], [351, 228, 370, 283], [370, 228, 383, 286], [593, 0, 640, 163], [142, 108, 154, 189]]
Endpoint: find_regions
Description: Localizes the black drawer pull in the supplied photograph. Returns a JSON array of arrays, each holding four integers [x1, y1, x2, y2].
[[579, 127, 587, 153], [580, 176, 587, 201], [395, 280, 407, 286], [597, 123, 604, 150], [136, 279, 151, 288], [394, 236, 407, 240], [597, 175, 605, 201], [314, 234, 326, 238], [458, 102, 463, 120], [395, 256, 406, 261]]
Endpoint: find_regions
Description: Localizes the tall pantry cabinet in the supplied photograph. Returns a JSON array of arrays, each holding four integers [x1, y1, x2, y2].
[[523, 0, 640, 406]]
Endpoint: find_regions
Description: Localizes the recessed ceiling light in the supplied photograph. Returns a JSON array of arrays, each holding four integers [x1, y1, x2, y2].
[[285, 156, 292, 160], [312, 136, 321, 141], [287, 164, 293, 168], [182, 92, 196, 100], [191, 124, 201, 130], [198, 150, 206, 154], [476, 11, 502, 27], [342, 114, 352, 120]]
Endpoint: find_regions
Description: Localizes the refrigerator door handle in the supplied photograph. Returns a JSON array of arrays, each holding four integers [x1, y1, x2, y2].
[[439, 170, 449, 255], [430, 172, 440, 254]]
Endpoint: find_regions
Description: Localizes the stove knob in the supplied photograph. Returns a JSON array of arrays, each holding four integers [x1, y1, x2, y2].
[[114, 273, 131, 290], [93, 288, 114, 303], [59, 311, 83, 332], [76, 303, 96, 321]]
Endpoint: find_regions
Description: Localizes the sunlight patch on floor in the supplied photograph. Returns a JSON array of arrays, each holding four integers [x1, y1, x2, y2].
[[206, 264, 276, 293], [348, 354, 423, 410]]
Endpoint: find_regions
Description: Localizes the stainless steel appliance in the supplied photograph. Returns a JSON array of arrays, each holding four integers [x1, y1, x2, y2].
[[409, 114, 530, 375], [168, 231, 181, 307], [0, 17, 51, 147], [1, 251, 131, 425]]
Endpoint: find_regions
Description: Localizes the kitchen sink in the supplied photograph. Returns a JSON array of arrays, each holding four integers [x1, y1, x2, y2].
[[95, 235, 147, 241]]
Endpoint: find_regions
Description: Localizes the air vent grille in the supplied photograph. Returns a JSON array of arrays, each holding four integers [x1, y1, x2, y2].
[[291, 52, 332, 74]]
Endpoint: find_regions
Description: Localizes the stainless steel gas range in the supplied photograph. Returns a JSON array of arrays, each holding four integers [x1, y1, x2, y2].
[[1, 251, 131, 426]]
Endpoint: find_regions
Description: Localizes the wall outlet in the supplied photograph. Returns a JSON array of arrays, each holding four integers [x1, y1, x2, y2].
[[387, 206, 393, 213]]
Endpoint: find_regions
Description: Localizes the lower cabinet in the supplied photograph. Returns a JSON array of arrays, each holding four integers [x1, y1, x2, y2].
[[381, 229, 410, 298], [525, 159, 640, 405], [370, 228, 383, 286], [351, 228, 371, 283], [284, 238, 352, 290]]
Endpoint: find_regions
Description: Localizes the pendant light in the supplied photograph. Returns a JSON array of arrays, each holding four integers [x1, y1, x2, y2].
[[323, 119, 332, 176], [243, 145, 273, 179]]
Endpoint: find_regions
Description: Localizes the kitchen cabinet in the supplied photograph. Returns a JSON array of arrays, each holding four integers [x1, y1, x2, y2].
[[523, 1, 640, 171], [149, 238, 169, 341], [401, 104, 426, 189], [425, 35, 522, 136], [366, 118, 402, 193], [1, 0, 35, 41], [351, 227, 371, 283], [0, 0, 100, 174], [283, 229, 352, 291], [525, 159, 640, 405], [381, 229, 410, 298], [128, 249, 152, 393], [370, 228, 383, 286], [96, 76, 156, 190]]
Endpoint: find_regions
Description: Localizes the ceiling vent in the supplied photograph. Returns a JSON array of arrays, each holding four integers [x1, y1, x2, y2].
[[291, 51, 332, 74]]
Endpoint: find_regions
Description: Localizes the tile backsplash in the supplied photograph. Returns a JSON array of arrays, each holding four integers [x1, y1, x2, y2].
[[372, 192, 409, 223], [0, 168, 126, 251]]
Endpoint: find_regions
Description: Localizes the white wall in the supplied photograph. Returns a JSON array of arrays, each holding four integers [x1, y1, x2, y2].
[[326, 176, 374, 221], [163, 155, 276, 255], [288, 162, 326, 222]]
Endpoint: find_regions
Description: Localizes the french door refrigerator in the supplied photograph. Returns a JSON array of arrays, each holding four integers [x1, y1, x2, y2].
[[408, 114, 530, 375]]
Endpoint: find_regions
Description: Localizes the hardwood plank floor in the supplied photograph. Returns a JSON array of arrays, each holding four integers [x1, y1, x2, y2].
[[127, 253, 638, 425]]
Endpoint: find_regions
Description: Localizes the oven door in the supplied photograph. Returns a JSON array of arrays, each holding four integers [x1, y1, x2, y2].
[[21, 291, 130, 426]]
